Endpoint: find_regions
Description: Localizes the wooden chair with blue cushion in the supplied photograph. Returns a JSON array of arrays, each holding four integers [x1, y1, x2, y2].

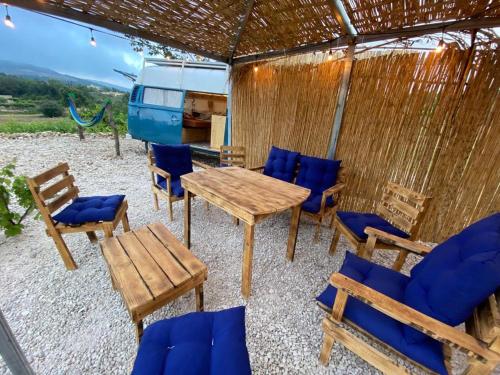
[[317, 213, 500, 374], [330, 182, 430, 271], [147, 144, 206, 221], [132, 306, 252, 375], [27, 162, 130, 270], [295, 155, 346, 242], [250, 145, 300, 183]]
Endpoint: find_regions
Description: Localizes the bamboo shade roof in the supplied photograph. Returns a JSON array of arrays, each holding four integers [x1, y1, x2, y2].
[[6, 0, 500, 63]]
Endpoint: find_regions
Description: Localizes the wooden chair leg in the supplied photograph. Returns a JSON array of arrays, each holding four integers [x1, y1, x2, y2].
[[122, 212, 131, 232], [392, 249, 409, 271], [329, 213, 336, 229], [195, 284, 204, 312], [319, 332, 335, 366], [152, 192, 159, 211], [168, 200, 174, 222], [355, 243, 366, 258], [329, 229, 341, 255], [103, 223, 114, 238], [313, 217, 323, 243], [50, 230, 78, 270], [86, 231, 98, 243]]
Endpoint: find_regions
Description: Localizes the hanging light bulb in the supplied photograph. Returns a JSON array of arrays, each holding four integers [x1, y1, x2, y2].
[[327, 49, 333, 61], [253, 65, 258, 72], [435, 39, 445, 53], [4, 5, 14, 29], [89, 29, 97, 47]]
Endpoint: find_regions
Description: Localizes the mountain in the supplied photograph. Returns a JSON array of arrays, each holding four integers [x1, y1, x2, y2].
[[0, 60, 129, 92]]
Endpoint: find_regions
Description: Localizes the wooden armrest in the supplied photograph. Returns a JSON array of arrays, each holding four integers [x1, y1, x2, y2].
[[364, 227, 432, 255], [322, 183, 346, 198], [248, 165, 264, 172], [329, 273, 500, 363], [192, 160, 212, 169], [148, 165, 170, 179]]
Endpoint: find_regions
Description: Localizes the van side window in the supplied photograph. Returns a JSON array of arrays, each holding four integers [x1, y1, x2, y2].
[[143, 88, 182, 108]]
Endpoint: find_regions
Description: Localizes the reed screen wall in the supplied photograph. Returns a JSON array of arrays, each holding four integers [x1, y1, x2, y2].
[[231, 49, 499, 242]]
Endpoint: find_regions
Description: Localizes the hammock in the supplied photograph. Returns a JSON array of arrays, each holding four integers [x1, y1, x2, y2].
[[67, 96, 110, 128]]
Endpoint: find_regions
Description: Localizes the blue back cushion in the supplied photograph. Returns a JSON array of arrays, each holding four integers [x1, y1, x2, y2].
[[263, 146, 300, 183], [403, 213, 500, 343], [295, 155, 341, 195], [152, 144, 193, 183]]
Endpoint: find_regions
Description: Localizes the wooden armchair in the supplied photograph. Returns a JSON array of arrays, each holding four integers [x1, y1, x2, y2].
[[220, 145, 246, 168], [318, 213, 500, 374], [27, 162, 130, 270], [330, 181, 430, 271]]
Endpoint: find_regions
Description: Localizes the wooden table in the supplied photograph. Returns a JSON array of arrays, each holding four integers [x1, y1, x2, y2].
[[181, 167, 310, 298], [100, 222, 207, 341]]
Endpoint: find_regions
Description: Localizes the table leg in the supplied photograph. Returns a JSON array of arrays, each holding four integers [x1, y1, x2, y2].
[[287, 204, 302, 261], [195, 284, 204, 312], [135, 320, 144, 343], [241, 223, 255, 299], [184, 191, 191, 248]]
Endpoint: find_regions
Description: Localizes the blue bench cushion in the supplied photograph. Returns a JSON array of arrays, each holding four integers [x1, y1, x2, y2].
[[263, 146, 299, 183], [316, 252, 446, 374], [52, 195, 125, 225], [337, 211, 410, 240], [296, 156, 341, 213], [403, 213, 500, 344], [158, 179, 184, 198], [152, 144, 193, 187], [132, 306, 251, 375]]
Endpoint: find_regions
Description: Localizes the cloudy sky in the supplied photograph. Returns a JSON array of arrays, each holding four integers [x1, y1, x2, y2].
[[0, 6, 145, 89]]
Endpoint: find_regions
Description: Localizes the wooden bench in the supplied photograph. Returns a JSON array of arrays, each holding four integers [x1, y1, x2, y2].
[[100, 222, 207, 341]]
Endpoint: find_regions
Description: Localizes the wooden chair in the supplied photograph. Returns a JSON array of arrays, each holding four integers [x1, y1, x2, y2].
[[330, 182, 430, 271], [318, 213, 500, 374], [27, 162, 130, 270], [148, 145, 206, 221], [220, 145, 246, 168]]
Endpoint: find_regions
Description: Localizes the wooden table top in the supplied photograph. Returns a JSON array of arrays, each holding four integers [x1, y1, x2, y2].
[[181, 167, 310, 220], [100, 222, 206, 320]]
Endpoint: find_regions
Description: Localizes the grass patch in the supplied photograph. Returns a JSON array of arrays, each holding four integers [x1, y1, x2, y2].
[[0, 117, 127, 135]]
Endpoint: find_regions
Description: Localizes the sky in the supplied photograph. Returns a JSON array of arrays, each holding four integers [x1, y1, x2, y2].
[[0, 6, 145, 89]]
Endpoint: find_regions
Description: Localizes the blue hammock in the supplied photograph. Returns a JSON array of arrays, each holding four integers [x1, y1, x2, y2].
[[68, 96, 109, 128]]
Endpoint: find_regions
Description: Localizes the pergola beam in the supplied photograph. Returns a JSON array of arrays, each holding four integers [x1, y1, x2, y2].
[[4, 0, 230, 64], [232, 16, 500, 64], [327, 0, 357, 36], [229, 0, 256, 63]]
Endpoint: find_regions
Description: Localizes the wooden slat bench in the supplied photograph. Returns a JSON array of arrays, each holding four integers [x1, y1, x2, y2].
[[100, 222, 207, 341]]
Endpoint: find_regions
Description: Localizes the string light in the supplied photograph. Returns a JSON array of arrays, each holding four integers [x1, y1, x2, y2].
[[4, 5, 14, 28], [89, 28, 97, 47], [435, 29, 446, 53], [327, 49, 333, 61], [253, 65, 258, 72]]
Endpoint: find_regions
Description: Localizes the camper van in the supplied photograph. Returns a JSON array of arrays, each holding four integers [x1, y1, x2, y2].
[[127, 59, 230, 152]]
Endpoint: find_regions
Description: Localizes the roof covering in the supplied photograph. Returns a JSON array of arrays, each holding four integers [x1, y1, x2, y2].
[[6, 0, 500, 64]]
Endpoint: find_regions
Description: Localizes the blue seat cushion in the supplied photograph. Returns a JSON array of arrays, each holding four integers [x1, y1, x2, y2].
[[295, 155, 341, 195], [52, 195, 125, 225], [263, 146, 299, 183], [316, 253, 446, 374], [132, 306, 251, 375], [152, 144, 193, 186], [403, 213, 500, 343], [158, 179, 184, 198], [302, 193, 334, 214], [337, 211, 410, 241]]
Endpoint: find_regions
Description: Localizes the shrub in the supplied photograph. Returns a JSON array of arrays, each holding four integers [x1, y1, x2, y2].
[[0, 162, 38, 237], [39, 101, 64, 117]]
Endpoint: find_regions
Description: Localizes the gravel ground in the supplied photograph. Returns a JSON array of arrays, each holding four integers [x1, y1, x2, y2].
[[0, 134, 469, 374]]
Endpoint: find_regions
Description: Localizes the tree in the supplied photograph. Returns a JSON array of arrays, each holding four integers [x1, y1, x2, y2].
[[128, 37, 210, 62], [39, 100, 64, 117]]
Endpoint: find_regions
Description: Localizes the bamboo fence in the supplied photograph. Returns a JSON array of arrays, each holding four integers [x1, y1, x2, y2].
[[231, 48, 499, 242]]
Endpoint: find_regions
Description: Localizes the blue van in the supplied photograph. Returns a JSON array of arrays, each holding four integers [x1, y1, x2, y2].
[[128, 59, 229, 152]]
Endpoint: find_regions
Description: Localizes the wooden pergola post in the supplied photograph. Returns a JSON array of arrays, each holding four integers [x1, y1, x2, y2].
[[327, 42, 355, 159], [0, 309, 34, 375]]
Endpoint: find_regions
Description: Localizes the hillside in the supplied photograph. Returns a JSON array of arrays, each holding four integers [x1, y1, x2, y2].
[[0, 60, 129, 92]]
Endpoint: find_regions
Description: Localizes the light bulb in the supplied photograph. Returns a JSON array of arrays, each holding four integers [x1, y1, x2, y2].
[[435, 39, 445, 53], [4, 14, 14, 28], [253, 66, 258, 72], [90, 36, 97, 47], [327, 50, 333, 60]]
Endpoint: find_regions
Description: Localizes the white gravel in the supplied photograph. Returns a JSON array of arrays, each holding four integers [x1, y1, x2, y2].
[[0, 134, 470, 374]]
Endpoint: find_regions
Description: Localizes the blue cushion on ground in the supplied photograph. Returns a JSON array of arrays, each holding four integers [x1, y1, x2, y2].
[[52, 195, 125, 225], [402, 213, 500, 343], [263, 146, 299, 183], [132, 306, 251, 375], [316, 252, 446, 374], [152, 144, 193, 187], [158, 179, 184, 198], [337, 211, 410, 240], [295, 155, 340, 213]]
